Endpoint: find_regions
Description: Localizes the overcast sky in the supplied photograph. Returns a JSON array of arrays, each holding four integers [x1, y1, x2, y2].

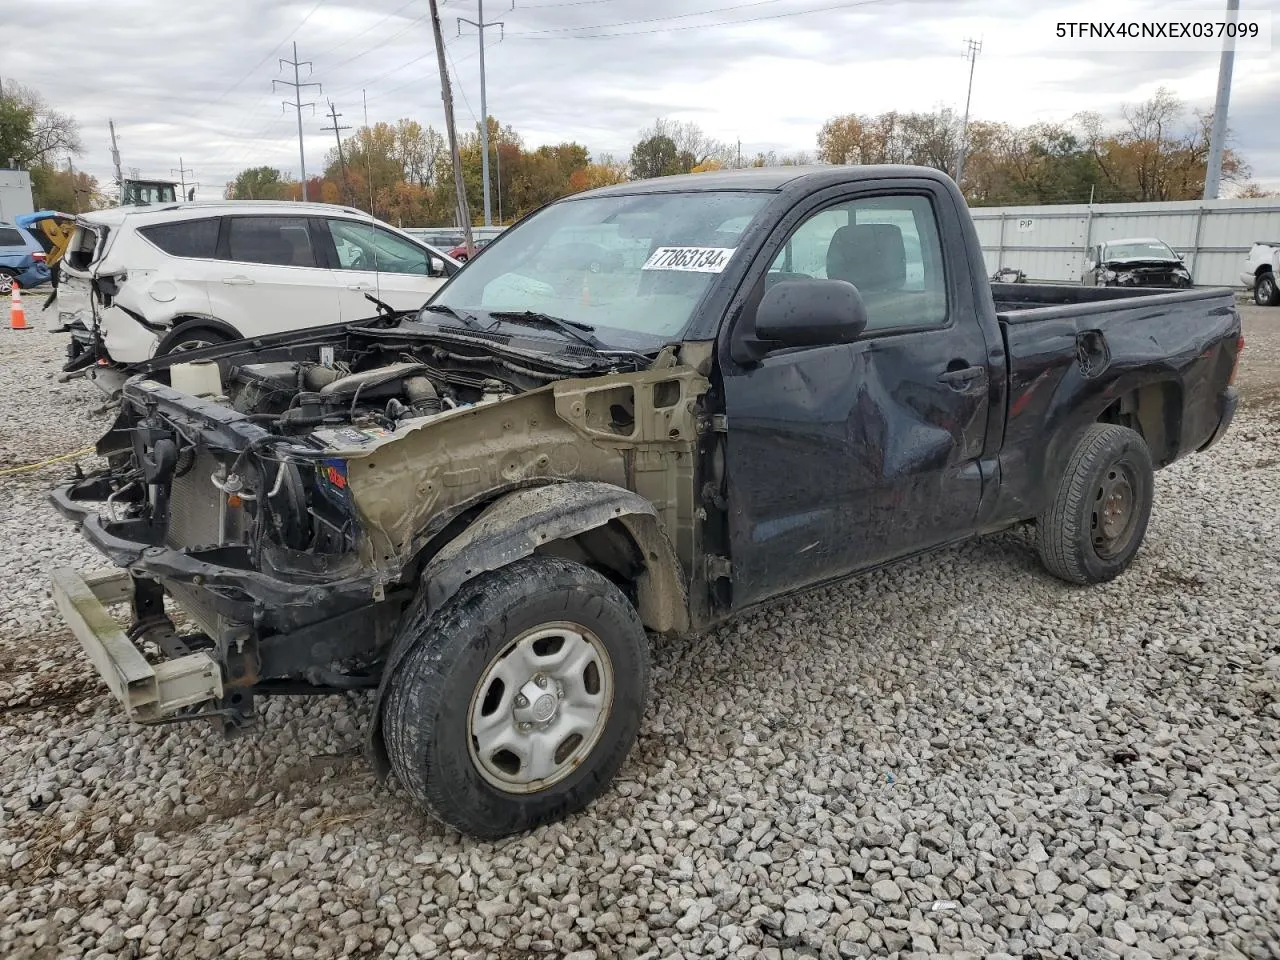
[[6, 0, 1278, 196]]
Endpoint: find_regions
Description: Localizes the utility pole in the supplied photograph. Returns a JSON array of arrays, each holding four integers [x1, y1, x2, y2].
[[458, 1, 511, 227], [363, 88, 376, 217], [953, 37, 982, 191], [737, 138, 741, 169], [321, 101, 353, 204], [171, 157, 195, 197], [274, 42, 321, 201], [1203, 0, 1240, 200], [431, 0, 475, 254], [67, 157, 81, 213], [108, 119, 123, 191]]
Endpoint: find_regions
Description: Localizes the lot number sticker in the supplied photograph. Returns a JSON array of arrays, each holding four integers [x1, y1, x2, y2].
[[642, 246, 737, 273]]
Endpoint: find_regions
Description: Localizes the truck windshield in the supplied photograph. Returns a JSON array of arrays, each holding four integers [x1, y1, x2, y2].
[[1105, 241, 1178, 261], [427, 191, 770, 343]]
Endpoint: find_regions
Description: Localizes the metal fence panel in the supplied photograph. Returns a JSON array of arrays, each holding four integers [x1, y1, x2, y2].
[[970, 197, 1280, 287]]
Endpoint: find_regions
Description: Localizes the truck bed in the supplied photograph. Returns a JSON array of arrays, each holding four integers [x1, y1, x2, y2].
[[991, 281, 1235, 321]]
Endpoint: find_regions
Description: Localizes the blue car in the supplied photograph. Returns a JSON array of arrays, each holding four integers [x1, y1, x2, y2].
[[0, 221, 52, 294]]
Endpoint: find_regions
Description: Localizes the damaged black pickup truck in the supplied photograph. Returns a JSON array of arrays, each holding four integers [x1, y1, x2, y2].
[[52, 166, 1242, 837]]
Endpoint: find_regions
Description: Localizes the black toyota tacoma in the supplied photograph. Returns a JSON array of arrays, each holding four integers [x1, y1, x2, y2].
[[52, 165, 1242, 837]]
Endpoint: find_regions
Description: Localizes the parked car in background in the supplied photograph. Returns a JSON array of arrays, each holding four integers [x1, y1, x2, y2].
[[1240, 241, 1279, 306], [0, 221, 51, 294], [1083, 238, 1193, 288], [447, 237, 493, 262], [56, 201, 459, 366]]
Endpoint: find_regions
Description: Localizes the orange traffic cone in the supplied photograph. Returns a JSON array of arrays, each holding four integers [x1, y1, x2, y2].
[[9, 282, 27, 330]]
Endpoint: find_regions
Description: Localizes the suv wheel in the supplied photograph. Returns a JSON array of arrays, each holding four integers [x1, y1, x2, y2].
[[1256, 271, 1280, 307], [382, 555, 650, 837], [156, 324, 232, 357], [0, 269, 17, 295]]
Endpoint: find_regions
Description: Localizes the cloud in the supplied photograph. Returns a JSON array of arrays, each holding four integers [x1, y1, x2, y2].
[[4, 0, 1276, 195]]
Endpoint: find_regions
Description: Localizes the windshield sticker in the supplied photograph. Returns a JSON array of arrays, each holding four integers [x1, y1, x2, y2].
[[642, 246, 737, 273]]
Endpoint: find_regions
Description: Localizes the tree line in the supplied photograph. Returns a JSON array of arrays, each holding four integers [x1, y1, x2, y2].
[[2, 78, 1269, 224]]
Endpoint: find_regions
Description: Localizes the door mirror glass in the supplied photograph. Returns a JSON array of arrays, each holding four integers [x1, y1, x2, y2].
[[756, 279, 868, 348], [430, 256, 445, 275]]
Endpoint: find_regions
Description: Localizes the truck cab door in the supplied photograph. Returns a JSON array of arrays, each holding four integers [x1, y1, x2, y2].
[[718, 185, 994, 610]]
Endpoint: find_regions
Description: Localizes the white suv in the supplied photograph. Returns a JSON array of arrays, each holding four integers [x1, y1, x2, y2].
[[56, 201, 460, 364]]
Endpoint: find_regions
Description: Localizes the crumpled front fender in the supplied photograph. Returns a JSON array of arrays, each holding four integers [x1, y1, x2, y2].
[[367, 480, 688, 776]]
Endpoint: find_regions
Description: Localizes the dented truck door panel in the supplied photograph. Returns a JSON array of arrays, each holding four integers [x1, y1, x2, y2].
[[719, 182, 994, 609]]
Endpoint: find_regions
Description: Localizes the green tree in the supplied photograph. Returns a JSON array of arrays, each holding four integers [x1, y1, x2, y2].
[[0, 96, 36, 168], [224, 166, 295, 200], [630, 134, 681, 179]]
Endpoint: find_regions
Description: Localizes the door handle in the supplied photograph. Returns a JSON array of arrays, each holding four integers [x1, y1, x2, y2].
[[938, 365, 986, 386], [222, 276, 255, 285], [347, 283, 374, 291]]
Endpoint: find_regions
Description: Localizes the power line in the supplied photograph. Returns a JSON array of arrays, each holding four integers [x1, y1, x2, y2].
[[505, 0, 899, 39], [510, 0, 794, 34], [194, 0, 330, 117], [312, 0, 418, 60], [274, 41, 323, 200]]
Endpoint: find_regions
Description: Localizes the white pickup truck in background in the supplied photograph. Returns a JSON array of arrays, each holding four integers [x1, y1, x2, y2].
[[1240, 241, 1280, 306]]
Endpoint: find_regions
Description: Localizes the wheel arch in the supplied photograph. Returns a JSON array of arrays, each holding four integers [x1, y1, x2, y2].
[[367, 480, 688, 776], [153, 315, 242, 355]]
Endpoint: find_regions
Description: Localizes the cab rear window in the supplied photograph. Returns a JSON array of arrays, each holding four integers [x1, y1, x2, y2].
[[140, 219, 220, 258]]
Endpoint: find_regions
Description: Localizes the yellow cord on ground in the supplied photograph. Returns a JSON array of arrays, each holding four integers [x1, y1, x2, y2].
[[0, 447, 95, 477]]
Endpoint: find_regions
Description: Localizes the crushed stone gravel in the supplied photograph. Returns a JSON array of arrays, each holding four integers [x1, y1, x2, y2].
[[1, 317, 1278, 960]]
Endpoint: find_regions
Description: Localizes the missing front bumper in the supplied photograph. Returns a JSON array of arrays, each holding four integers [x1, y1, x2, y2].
[[50, 567, 224, 723]]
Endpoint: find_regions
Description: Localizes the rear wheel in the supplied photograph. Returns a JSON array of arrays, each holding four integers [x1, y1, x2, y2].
[[156, 324, 232, 357], [0, 269, 18, 295], [381, 555, 650, 837], [1036, 424, 1154, 584], [1256, 271, 1279, 307]]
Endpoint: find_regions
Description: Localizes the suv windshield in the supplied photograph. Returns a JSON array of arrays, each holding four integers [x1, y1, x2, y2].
[[427, 191, 770, 345], [1105, 241, 1178, 261]]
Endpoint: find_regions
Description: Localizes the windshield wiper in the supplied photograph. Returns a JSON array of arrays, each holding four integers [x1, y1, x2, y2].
[[420, 302, 481, 328], [485, 310, 605, 350]]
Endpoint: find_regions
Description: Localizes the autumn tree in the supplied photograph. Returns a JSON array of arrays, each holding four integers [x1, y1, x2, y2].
[[30, 165, 103, 211]]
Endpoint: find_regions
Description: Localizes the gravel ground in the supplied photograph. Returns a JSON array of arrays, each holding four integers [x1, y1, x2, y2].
[[2, 305, 1279, 960]]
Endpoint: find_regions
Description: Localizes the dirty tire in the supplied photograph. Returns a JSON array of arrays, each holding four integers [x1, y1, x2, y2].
[[382, 555, 650, 838], [156, 324, 231, 357], [1036, 424, 1154, 584], [1256, 271, 1280, 307]]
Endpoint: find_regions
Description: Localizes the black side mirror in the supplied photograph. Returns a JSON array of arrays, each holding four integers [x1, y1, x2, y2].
[[755, 279, 868, 348]]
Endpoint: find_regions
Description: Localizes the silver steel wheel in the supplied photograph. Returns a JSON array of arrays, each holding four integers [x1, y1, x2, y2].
[[0, 273, 14, 295], [170, 338, 214, 353], [467, 621, 614, 794]]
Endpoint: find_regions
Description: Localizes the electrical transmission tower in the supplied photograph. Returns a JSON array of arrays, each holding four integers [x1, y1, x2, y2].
[[321, 100, 353, 205], [953, 37, 982, 191], [274, 42, 321, 201], [458, 1, 513, 227]]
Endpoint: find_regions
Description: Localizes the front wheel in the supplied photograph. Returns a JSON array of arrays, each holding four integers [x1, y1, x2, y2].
[[381, 555, 650, 837], [1256, 272, 1279, 307], [1036, 424, 1154, 584]]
